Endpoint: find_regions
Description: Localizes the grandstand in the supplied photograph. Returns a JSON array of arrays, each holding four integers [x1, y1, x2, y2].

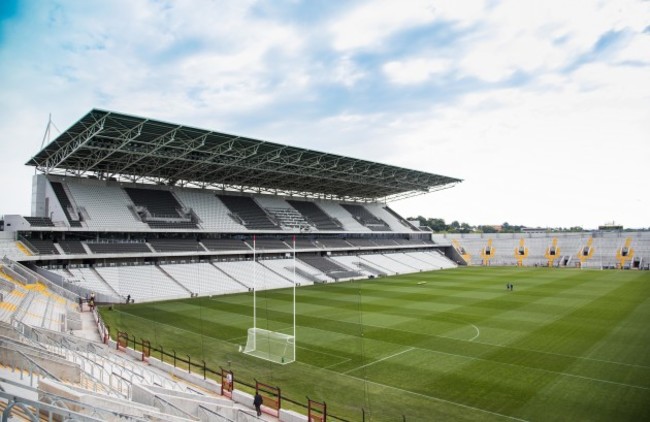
[[1, 109, 648, 420], [0, 109, 463, 420], [437, 231, 650, 269]]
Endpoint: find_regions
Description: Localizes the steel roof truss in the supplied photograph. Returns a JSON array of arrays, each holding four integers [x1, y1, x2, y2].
[[38, 114, 108, 174], [112, 128, 180, 175], [81, 121, 145, 172]]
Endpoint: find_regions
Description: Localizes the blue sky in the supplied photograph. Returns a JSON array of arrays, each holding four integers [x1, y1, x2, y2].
[[1, 0, 649, 229]]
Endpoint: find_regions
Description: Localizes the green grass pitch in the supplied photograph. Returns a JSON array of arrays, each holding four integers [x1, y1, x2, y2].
[[99, 267, 650, 421]]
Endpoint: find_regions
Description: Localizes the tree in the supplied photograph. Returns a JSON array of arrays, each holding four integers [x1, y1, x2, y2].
[[427, 218, 446, 232], [478, 225, 497, 233], [459, 222, 472, 233]]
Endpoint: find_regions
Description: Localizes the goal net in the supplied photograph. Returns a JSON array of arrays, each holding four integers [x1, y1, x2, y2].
[[243, 328, 295, 364]]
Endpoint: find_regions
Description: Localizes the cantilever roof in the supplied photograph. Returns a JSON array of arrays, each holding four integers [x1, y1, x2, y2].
[[27, 109, 461, 201]]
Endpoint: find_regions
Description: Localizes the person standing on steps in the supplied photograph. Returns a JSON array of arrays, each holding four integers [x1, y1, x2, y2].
[[253, 392, 263, 416]]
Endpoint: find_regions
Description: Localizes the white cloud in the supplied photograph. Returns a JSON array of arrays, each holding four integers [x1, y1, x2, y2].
[[383, 58, 650, 228], [1, 0, 649, 229], [329, 0, 437, 51], [383, 58, 451, 84], [456, 0, 650, 82], [331, 56, 366, 87]]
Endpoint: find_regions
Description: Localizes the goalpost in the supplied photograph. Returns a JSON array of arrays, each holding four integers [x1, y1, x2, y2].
[[243, 235, 296, 364], [244, 328, 295, 364]]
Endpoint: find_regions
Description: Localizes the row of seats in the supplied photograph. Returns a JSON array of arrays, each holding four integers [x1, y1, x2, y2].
[[49, 182, 83, 227], [0, 265, 72, 331], [49, 176, 416, 232], [24, 216, 55, 227], [19, 236, 432, 255], [47, 250, 458, 303], [217, 195, 279, 230], [341, 203, 391, 231]]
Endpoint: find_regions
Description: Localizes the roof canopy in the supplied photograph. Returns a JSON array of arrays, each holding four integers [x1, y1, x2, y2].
[[27, 109, 461, 201]]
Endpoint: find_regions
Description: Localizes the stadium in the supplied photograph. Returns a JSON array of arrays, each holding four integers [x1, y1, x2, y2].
[[0, 109, 649, 421]]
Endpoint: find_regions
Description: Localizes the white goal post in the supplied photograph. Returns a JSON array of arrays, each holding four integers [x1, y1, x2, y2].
[[243, 328, 295, 364], [243, 235, 297, 364]]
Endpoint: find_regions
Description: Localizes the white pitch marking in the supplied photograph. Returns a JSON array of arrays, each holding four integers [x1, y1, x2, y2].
[[413, 346, 650, 391], [468, 323, 480, 341], [344, 347, 414, 374], [340, 371, 530, 422]]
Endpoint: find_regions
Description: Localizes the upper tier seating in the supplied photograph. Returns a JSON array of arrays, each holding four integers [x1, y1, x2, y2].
[[286, 200, 341, 231], [254, 196, 312, 230], [173, 190, 245, 231], [316, 201, 368, 231], [340, 204, 391, 231], [125, 187, 197, 229], [217, 195, 279, 230], [367, 204, 419, 231], [49, 182, 82, 227], [44, 177, 425, 235], [65, 179, 148, 230], [125, 188, 183, 219]]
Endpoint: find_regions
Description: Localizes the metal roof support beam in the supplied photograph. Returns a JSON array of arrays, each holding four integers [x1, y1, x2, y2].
[[192, 142, 264, 181], [170, 136, 246, 178], [36, 114, 108, 174], [201, 144, 290, 183], [83, 121, 145, 172], [111, 127, 180, 176], [144, 133, 209, 179]]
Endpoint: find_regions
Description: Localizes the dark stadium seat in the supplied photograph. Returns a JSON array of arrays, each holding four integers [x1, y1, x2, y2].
[[24, 217, 55, 227], [217, 195, 279, 230], [286, 200, 342, 231], [340, 204, 391, 231]]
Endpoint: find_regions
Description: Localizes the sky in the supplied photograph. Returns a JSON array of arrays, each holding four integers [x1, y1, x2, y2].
[[0, 0, 649, 230]]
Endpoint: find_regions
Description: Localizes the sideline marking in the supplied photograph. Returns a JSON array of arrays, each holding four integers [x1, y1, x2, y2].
[[344, 347, 414, 374], [331, 369, 530, 421]]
